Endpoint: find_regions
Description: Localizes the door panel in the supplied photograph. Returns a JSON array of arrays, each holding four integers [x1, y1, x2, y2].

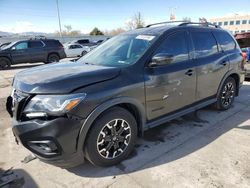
[[190, 30, 229, 100], [11, 42, 30, 64], [195, 53, 229, 100], [28, 41, 46, 62], [144, 31, 196, 121], [145, 61, 196, 120]]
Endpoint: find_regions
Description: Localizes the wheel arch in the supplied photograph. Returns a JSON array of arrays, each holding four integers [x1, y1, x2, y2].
[[0, 55, 12, 65], [47, 52, 60, 60], [76, 97, 146, 152], [217, 70, 240, 97]]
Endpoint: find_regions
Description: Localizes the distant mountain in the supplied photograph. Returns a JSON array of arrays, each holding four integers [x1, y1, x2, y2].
[[20, 31, 48, 36], [0, 31, 13, 36]]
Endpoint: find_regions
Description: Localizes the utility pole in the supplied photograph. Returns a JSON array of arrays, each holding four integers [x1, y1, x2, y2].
[[56, 0, 63, 39]]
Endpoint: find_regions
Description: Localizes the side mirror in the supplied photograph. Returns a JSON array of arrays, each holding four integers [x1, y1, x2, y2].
[[149, 53, 174, 67]]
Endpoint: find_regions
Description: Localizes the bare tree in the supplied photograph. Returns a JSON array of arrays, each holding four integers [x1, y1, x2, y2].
[[182, 17, 191, 22], [126, 12, 145, 30]]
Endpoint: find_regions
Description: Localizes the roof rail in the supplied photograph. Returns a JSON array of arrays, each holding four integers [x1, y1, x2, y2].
[[146, 21, 189, 27], [29, 35, 47, 40], [146, 21, 220, 28], [178, 22, 220, 28]]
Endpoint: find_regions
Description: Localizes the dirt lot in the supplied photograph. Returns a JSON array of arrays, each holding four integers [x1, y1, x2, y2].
[[0, 63, 250, 188]]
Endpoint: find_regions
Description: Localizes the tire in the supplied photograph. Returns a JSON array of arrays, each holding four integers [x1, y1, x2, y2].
[[0, 57, 11, 69], [81, 51, 87, 56], [85, 107, 137, 166], [215, 77, 236, 110], [47, 54, 59, 63]]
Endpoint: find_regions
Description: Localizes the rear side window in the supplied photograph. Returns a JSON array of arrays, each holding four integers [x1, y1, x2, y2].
[[44, 40, 62, 47], [29, 41, 43, 48], [191, 31, 218, 58], [78, 39, 89, 44], [213, 31, 236, 51], [153, 31, 189, 63]]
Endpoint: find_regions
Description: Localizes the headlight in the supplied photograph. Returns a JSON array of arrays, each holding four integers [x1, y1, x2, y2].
[[24, 93, 86, 117]]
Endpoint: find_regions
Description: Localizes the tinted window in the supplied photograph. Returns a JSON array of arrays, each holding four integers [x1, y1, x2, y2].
[[191, 31, 218, 58], [224, 21, 228, 26], [29, 41, 43, 48], [218, 22, 222, 26], [153, 31, 189, 63], [15, 42, 28, 50], [230, 21, 234, 25], [236, 20, 240, 25], [213, 31, 236, 51], [75, 45, 82, 48], [44, 40, 62, 47], [242, 20, 247, 24], [78, 40, 89, 44]]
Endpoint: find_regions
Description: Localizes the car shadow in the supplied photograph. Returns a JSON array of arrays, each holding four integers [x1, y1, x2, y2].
[[67, 84, 250, 178], [0, 168, 38, 187]]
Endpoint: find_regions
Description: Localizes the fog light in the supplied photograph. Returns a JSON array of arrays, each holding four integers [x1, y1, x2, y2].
[[28, 140, 59, 155]]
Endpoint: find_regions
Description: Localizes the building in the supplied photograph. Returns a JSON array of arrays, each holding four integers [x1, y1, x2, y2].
[[209, 14, 250, 34]]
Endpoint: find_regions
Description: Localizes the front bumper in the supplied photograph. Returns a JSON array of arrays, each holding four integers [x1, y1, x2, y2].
[[12, 117, 86, 168]]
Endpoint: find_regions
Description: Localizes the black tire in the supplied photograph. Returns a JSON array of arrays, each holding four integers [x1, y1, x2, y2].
[[0, 57, 11, 69], [81, 51, 87, 56], [215, 77, 236, 110], [47, 54, 59, 63], [85, 107, 137, 166]]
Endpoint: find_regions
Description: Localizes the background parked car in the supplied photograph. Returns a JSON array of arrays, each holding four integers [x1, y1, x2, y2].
[[64, 44, 91, 57], [0, 38, 66, 69], [71, 39, 96, 47], [235, 32, 250, 78]]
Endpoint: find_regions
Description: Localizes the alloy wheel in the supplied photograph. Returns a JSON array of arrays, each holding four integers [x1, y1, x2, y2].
[[221, 81, 235, 107], [97, 119, 131, 159]]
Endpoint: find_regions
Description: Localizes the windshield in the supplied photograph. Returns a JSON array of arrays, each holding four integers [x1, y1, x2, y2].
[[77, 34, 157, 67]]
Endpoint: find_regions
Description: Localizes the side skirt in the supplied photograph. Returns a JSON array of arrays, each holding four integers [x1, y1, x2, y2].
[[146, 98, 217, 130]]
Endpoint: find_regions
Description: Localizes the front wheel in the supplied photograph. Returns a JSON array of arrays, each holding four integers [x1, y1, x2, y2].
[[85, 107, 137, 166], [81, 51, 87, 56], [215, 77, 236, 110], [0, 57, 11, 69]]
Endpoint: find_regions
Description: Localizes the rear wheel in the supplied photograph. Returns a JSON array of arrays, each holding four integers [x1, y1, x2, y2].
[[215, 77, 236, 110], [81, 51, 87, 56], [47, 54, 59, 63], [85, 107, 137, 166], [0, 57, 10, 69]]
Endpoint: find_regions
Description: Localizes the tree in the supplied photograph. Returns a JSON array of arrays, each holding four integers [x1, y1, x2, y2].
[[126, 12, 145, 30], [64, 25, 72, 33], [54, 25, 81, 36], [90, 27, 104, 35], [104, 27, 126, 36], [182, 17, 191, 22]]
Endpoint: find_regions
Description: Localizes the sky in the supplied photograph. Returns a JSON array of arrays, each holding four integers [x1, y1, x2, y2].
[[0, 0, 250, 34]]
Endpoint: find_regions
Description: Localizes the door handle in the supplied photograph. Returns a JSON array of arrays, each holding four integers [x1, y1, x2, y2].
[[220, 61, 227, 66], [185, 69, 193, 76]]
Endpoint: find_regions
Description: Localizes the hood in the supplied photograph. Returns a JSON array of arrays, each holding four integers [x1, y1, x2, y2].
[[13, 61, 120, 94], [235, 32, 250, 48]]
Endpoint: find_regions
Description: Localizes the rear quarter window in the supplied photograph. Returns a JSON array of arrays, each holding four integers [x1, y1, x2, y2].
[[191, 31, 218, 58], [44, 40, 63, 47], [213, 31, 236, 51]]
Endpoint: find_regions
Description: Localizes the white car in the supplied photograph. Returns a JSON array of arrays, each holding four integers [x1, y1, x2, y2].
[[64, 44, 91, 58]]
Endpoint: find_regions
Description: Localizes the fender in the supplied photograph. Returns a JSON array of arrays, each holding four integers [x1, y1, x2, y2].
[[216, 69, 240, 98], [76, 97, 146, 152]]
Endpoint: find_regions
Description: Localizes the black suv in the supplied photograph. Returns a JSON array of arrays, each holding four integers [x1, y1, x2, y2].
[[0, 39, 66, 69], [6, 22, 245, 167]]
